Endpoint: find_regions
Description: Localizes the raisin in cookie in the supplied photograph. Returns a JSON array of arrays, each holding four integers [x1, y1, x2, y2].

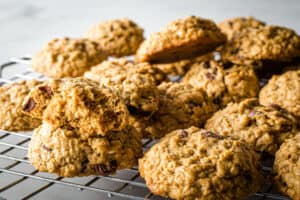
[[31, 37, 107, 78], [205, 98, 298, 155], [222, 26, 300, 64], [135, 16, 226, 63], [23, 78, 129, 139], [183, 60, 259, 106], [85, 18, 144, 57], [273, 133, 300, 200], [259, 69, 300, 121], [134, 82, 218, 139], [0, 80, 42, 131], [28, 122, 142, 177], [139, 126, 263, 200], [218, 16, 266, 40]]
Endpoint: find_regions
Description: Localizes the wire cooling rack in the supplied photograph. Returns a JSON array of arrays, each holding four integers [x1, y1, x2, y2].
[[0, 57, 291, 200]]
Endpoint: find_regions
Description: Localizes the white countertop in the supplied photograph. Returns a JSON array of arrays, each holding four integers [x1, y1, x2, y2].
[[0, 0, 299, 199]]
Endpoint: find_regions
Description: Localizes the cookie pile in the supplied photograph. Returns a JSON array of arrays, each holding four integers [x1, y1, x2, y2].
[[0, 16, 299, 199]]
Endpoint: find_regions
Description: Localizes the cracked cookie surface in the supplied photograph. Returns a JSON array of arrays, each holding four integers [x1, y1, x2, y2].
[[136, 16, 226, 63], [0, 80, 42, 131], [273, 133, 300, 200], [31, 37, 107, 78], [28, 122, 142, 177], [259, 69, 300, 121], [85, 18, 144, 57], [23, 78, 129, 138], [183, 60, 259, 106], [205, 98, 298, 155], [139, 126, 263, 200]]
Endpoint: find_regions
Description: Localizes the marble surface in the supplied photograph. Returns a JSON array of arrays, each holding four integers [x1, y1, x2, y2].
[[0, 0, 299, 199]]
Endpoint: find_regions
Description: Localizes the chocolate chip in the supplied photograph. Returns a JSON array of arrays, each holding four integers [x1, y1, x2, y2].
[[23, 98, 35, 112], [202, 131, 224, 139], [179, 130, 188, 138], [38, 85, 53, 98], [42, 145, 52, 152], [93, 160, 118, 176], [205, 72, 216, 80]]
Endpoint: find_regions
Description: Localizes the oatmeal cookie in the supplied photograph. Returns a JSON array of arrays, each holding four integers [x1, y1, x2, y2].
[[139, 126, 263, 200], [31, 37, 107, 78], [222, 26, 300, 64], [28, 122, 142, 177], [205, 98, 298, 155], [183, 60, 259, 106], [136, 82, 218, 139], [23, 78, 129, 138], [218, 16, 266, 40], [273, 133, 300, 200], [135, 16, 226, 63], [85, 59, 163, 117], [85, 18, 144, 57], [0, 80, 42, 131], [259, 69, 300, 121]]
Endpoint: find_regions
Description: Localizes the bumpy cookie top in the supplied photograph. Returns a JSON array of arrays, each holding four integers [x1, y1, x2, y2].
[[28, 122, 142, 177], [259, 69, 300, 120], [136, 82, 218, 139], [31, 37, 108, 78], [85, 18, 144, 57], [218, 16, 266, 40], [136, 16, 226, 63], [85, 59, 166, 117], [23, 78, 129, 138], [84, 58, 167, 85], [205, 98, 298, 155], [273, 133, 300, 200], [183, 60, 259, 106], [0, 80, 42, 131], [222, 26, 300, 63], [139, 126, 263, 200]]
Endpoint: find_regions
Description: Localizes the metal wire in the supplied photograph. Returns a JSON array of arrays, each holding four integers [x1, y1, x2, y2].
[[0, 58, 291, 200]]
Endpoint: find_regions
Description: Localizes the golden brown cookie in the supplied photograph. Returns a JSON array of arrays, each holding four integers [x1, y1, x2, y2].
[[134, 82, 218, 139], [259, 69, 300, 121], [85, 18, 144, 57], [84, 59, 166, 117], [139, 126, 263, 200], [31, 37, 107, 78], [221, 26, 300, 64], [0, 80, 42, 131], [135, 16, 226, 63], [273, 133, 300, 200], [183, 60, 259, 106], [218, 16, 266, 40], [23, 78, 129, 139], [205, 98, 298, 155], [28, 122, 142, 177]]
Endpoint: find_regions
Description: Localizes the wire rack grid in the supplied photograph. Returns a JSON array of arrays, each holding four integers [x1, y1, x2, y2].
[[0, 57, 291, 200]]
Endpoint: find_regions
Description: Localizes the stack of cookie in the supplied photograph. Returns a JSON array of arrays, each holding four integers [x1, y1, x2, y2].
[[0, 15, 299, 199]]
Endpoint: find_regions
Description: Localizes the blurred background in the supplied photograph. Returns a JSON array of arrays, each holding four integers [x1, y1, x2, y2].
[[0, 0, 300, 62]]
